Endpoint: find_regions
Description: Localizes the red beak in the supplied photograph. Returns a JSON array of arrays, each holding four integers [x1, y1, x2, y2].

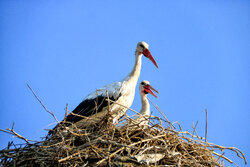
[[144, 85, 159, 98], [142, 49, 159, 68]]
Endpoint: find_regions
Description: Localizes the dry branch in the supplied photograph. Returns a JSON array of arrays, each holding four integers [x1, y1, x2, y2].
[[0, 123, 34, 144], [27, 84, 59, 123]]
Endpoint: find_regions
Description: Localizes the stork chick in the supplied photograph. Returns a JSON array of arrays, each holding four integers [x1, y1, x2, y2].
[[133, 80, 158, 126]]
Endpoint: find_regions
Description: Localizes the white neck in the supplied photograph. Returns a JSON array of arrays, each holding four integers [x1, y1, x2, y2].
[[122, 51, 142, 84], [140, 94, 150, 116]]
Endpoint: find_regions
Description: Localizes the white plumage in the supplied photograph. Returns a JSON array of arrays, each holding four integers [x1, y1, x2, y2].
[[56, 41, 158, 129], [129, 80, 158, 126]]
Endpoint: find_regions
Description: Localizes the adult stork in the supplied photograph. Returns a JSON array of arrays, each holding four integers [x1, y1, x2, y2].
[[132, 80, 158, 126], [55, 41, 158, 130]]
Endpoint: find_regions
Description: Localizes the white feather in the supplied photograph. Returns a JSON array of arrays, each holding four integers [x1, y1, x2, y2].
[[85, 82, 123, 100]]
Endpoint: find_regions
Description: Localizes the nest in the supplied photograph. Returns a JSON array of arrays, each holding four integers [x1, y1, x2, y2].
[[0, 85, 247, 166], [0, 111, 247, 167]]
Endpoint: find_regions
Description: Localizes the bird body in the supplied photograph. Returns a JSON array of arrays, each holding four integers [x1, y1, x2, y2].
[[55, 42, 158, 130]]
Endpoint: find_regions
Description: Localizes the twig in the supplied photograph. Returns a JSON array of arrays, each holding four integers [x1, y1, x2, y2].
[[205, 108, 207, 146], [213, 151, 233, 164], [192, 121, 198, 139], [96, 147, 124, 165], [27, 84, 59, 123], [63, 103, 69, 122], [0, 124, 34, 144], [58, 152, 81, 163], [147, 97, 174, 130]]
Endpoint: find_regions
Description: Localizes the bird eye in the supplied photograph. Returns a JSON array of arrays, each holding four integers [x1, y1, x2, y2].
[[141, 82, 145, 85], [140, 44, 145, 49]]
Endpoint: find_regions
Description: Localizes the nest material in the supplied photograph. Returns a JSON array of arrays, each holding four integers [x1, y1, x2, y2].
[[0, 111, 247, 167]]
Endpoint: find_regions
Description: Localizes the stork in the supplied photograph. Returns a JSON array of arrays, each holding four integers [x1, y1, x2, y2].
[[128, 80, 158, 126], [55, 42, 158, 130]]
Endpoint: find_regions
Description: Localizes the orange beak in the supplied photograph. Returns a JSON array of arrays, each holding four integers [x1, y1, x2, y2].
[[142, 49, 159, 68]]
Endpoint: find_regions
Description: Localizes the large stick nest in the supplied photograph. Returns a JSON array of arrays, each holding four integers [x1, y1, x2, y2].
[[0, 85, 247, 167], [0, 109, 247, 167]]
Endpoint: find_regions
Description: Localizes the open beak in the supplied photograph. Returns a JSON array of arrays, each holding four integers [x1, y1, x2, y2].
[[142, 49, 159, 68], [144, 84, 159, 98]]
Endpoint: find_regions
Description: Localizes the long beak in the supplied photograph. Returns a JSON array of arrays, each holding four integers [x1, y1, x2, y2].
[[142, 49, 159, 68], [144, 85, 159, 98]]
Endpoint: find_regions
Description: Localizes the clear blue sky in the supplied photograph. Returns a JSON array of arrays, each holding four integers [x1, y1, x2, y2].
[[0, 1, 249, 166]]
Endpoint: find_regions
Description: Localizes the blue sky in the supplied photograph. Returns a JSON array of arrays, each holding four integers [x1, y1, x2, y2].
[[0, 1, 249, 166]]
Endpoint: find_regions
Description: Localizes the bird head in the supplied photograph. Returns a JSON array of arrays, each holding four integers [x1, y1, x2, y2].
[[136, 41, 159, 68], [139, 80, 159, 98]]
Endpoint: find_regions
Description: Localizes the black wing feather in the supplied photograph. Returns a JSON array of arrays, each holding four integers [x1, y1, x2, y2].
[[65, 93, 121, 124], [48, 93, 122, 135]]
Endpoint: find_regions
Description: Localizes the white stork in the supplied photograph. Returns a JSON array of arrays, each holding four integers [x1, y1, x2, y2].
[[132, 80, 158, 126], [57, 41, 158, 129]]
